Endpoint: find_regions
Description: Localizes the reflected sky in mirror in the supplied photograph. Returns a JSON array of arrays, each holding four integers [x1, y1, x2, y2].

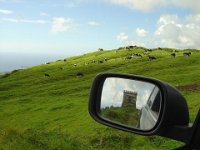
[[101, 78, 156, 110]]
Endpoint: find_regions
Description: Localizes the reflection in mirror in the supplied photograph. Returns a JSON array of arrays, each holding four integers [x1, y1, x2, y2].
[[100, 78, 161, 130]]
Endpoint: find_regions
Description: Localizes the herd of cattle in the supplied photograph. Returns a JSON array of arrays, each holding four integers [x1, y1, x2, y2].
[[44, 47, 193, 78], [0, 47, 194, 79]]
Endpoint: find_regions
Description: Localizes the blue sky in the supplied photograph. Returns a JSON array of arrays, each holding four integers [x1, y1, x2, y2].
[[0, 0, 200, 56]]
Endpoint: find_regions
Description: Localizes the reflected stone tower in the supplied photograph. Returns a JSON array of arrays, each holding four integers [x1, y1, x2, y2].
[[122, 90, 137, 107]]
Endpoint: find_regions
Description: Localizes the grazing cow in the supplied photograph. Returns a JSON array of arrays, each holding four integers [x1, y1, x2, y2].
[[76, 72, 84, 77], [148, 56, 156, 60], [136, 53, 142, 57], [98, 60, 104, 63], [171, 53, 176, 58], [104, 58, 109, 62], [183, 52, 191, 56], [44, 73, 50, 77], [98, 48, 104, 51], [147, 49, 152, 52], [73, 64, 77, 67], [91, 60, 96, 63], [132, 53, 142, 57]]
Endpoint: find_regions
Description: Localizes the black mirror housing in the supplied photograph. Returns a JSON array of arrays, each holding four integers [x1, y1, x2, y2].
[[89, 73, 190, 141]]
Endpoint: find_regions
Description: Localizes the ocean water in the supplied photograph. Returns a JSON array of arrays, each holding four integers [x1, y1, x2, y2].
[[0, 52, 67, 73]]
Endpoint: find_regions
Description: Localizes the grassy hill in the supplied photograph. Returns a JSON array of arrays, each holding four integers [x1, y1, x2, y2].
[[0, 47, 200, 150]]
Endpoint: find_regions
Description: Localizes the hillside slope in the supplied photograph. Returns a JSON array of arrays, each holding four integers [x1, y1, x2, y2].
[[0, 47, 200, 150]]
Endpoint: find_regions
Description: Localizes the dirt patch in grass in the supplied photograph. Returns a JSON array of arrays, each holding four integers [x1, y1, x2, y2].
[[176, 83, 200, 91]]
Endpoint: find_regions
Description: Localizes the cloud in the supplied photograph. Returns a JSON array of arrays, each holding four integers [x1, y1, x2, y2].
[[117, 32, 128, 42], [117, 14, 200, 49], [1, 18, 47, 24], [136, 28, 148, 37], [0, 9, 13, 14], [170, 0, 200, 13], [154, 14, 200, 48], [50, 17, 74, 33], [104, 0, 200, 12], [104, 0, 164, 12], [88, 21, 99, 26]]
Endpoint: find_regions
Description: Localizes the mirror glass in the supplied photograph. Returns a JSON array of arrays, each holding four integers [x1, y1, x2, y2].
[[100, 77, 162, 130]]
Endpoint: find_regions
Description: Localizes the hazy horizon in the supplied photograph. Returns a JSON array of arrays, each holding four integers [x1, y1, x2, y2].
[[0, 52, 69, 73]]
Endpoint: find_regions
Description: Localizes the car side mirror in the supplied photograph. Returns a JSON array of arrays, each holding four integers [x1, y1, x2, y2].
[[88, 73, 200, 148]]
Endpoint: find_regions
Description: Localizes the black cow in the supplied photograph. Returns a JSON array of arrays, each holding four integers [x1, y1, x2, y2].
[[98, 60, 104, 63], [171, 53, 176, 58], [98, 48, 104, 51], [104, 58, 109, 61], [149, 56, 156, 60], [44, 73, 50, 77], [76, 72, 84, 77], [183, 52, 191, 56], [132, 53, 142, 57]]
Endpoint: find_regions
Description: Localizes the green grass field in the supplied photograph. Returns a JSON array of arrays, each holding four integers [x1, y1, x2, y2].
[[101, 106, 139, 128], [0, 47, 200, 150]]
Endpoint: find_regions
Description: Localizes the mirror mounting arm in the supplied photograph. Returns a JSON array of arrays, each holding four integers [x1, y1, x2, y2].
[[161, 109, 200, 148], [159, 125, 193, 144], [187, 109, 200, 149]]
